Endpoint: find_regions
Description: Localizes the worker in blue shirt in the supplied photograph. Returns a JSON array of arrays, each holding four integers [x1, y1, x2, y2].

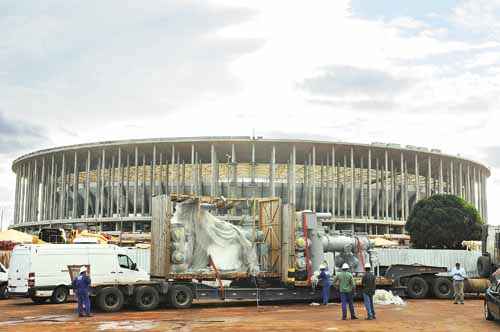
[[450, 262, 466, 304], [73, 266, 91, 317], [319, 264, 331, 305]]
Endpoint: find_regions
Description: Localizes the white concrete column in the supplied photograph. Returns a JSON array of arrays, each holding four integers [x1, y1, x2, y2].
[[368, 149, 372, 219], [270, 145, 276, 197], [415, 153, 420, 202], [84, 150, 91, 218], [211, 144, 217, 196], [459, 163, 463, 198], [450, 161, 454, 195], [60, 154, 66, 218], [331, 145, 335, 216], [427, 156, 432, 196], [376, 158, 380, 219], [350, 147, 354, 220], [360, 157, 364, 218], [191, 144, 196, 194], [400, 152, 404, 220], [344, 155, 347, 219], [439, 159, 443, 194], [72, 152, 78, 219], [100, 149, 106, 217], [384, 150, 389, 219], [312, 145, 316, 212], [292, 145, 296, 205]]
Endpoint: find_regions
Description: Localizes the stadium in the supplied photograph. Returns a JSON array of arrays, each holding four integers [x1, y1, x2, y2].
[[10, 137, 490, 234]]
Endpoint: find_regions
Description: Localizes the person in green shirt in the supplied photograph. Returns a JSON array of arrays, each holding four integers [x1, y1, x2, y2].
[[333, 263, 358, 320]]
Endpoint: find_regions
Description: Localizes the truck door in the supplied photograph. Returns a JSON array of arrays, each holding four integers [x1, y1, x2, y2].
[[117, 254, 146, 283], [8, 247, 30, 294]]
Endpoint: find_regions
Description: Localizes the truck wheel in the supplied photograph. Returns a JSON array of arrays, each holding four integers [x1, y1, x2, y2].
[[51, 286, 69, 304], [407, 276, 429, 299], [134, 286, 160, 311], [477, 256, 492, 278], [433, 278, 453, 299], [485, 299, 494, 321], [31, 297, 48, 304], [169, 285, 193, 309], [97, 287, 124, 312]]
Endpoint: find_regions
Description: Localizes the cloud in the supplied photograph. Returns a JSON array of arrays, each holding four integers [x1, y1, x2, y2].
[[298, 65, 412, 98], [0, 112, 49, 154], [482, 146, 500, 168], [0, 0, 262, 127]]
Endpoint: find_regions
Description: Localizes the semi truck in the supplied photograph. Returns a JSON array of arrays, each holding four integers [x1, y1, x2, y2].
[[10, 195, 493, 312]]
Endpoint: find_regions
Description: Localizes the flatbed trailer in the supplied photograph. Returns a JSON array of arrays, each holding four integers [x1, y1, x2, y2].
[[88, 271, 396, 312], [385, 264, 490, 299]]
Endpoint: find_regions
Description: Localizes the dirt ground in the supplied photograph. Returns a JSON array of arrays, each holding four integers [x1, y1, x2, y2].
[[0, 297, 498, 332]]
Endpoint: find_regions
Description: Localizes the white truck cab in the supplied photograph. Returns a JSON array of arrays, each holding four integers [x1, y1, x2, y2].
[[8, 244, 149, 304]]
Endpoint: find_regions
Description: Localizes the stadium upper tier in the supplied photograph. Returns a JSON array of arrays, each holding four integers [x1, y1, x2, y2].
[[10, 137, 490, 232]]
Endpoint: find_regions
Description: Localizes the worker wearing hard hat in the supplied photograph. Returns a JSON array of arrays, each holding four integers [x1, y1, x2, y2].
[[333, 263, 358, 320], [72, 266, 91, 317], [319, 264, 331, 305], [361, 263, 376, 320]]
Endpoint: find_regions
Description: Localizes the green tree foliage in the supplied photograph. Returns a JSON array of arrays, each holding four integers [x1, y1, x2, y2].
[[405, 194, 483, 249]]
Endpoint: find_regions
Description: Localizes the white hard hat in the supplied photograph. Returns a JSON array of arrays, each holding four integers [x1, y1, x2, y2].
[[364, 263, 371, 269], [342, 263, 349, 270], [79, 266, 87, 273], [319, 264, 327, 270]]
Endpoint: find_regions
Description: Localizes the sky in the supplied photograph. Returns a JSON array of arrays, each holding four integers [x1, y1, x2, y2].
[[1, 0, 499, 229]]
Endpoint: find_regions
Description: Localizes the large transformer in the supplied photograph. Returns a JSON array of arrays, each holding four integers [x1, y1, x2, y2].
[[151, 195, 373, 285]]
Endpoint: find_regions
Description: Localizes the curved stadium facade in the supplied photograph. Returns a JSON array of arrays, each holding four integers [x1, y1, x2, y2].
[[11, 137, 490, 234]]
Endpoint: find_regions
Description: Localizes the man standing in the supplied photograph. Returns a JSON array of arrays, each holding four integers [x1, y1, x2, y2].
[[361, 263, 376, 320], [333, 263, 357, 320], [73, 266, 91, 317], [319, 264, 331, 305], [450, 262, 466, 304]]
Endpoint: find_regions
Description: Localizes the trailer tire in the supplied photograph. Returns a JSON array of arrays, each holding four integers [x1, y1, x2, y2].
[[51, 286, 69, 304], [169, 285, 193, 309], [485, 299, 494, 321], [433, 277, 453, 299], [96, 287, 124, 312], [31, 297, 48, 304], [407, 276, 429, 299], [134, 286, 160, 311], [477, 256, 492, 278]]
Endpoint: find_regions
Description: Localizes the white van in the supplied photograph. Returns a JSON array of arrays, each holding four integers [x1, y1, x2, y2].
[[8, 244, 149, 304]]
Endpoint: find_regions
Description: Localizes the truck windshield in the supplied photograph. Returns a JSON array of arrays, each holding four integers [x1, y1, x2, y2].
[[118, 254, 134, 269]]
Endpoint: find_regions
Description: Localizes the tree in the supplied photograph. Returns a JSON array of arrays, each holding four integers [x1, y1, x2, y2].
[[405, 194, 483, 249]]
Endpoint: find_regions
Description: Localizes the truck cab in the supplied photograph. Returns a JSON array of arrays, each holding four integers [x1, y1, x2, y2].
[[478, 225, 500, 278]]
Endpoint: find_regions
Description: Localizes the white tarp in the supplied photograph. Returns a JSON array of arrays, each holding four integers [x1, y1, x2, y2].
[[172, 201, 259, 274], [373, 289, 406, 305]]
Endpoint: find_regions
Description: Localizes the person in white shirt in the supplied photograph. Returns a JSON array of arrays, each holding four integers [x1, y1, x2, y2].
[[450, 262, 466, 304]]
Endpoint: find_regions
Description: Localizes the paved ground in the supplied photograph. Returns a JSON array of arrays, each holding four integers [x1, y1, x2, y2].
[[0, 297, 498, 332]]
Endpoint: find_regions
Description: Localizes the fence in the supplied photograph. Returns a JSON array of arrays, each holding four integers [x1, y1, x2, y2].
[[373, 249, 481, 277]]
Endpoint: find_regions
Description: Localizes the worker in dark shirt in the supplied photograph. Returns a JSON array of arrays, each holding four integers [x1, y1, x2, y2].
[[72, 266, 91, 317], [318, 264, 331, 305], [361, 263, 376, 320]]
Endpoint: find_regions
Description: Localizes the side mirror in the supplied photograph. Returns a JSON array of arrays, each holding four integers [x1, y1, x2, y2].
[[131, 263, 137, 271]]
